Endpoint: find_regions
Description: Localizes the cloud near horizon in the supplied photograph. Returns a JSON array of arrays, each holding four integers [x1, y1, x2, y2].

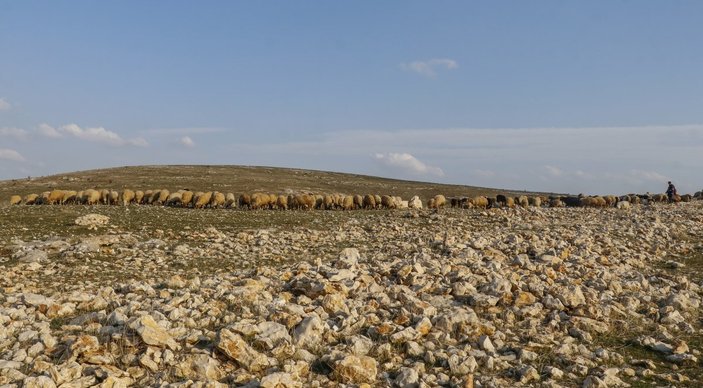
[[374, 152, 445, 177], [0, 148, 25, 162], [179, 136, 196, 148], [0, 127, 29, 140], [37, 123, 149, 147], [400, 58, 458, 77]]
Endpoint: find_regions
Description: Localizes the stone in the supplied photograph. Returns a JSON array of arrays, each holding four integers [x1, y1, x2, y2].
[[394, 367, 420, 388], [337, 248, 360, 269], [75, 213, 110, 228], [260, 372, 301, 388], [292, 315, 324, 349], [21, 293, 54, 307], [334, 354, 377, 384], [478, 335, 496, 354], [555, 285, 586, 308], [22, 376, 57, 388], [255, 321, 292, 350], [216, 328, 270, 372], [448, 355, 478, 375], [129, 315, 179, 351], [175, 354, 224, 381]]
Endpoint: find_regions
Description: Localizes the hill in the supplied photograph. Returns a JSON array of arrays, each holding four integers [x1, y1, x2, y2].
[[0, 165, 549, 202]]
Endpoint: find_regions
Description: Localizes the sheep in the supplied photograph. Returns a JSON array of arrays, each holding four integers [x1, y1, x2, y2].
[[251, 193, 269, 210], [562, 196, 582, 207], [342, 195, 354, 210], [109, 190, 120, 205], [166, 192, 184, 207], [353, 195, 363, 210], [181, 191, 194, 207], [81, 189, 102, 205], [210, 192, 226, 208], [473, 196, 489, 209], [9, 195, 21, 205], [517, 196, 529, 208], [616, 200, 631, 210], [528, 196, 541, 207], [134, 190, 144, 204], [47, 190, 65, 205], [381, 195, 396, 209], [276, 194, 288, 210], [142, 190, 153, 204], [496, 194, 508, 207], [603, 195, 617, 207], [98, 189, 108, 205], [428, 195, 446, 209], [363, 194, 376, 209], [62, 190, 78, 205], [681, 194, 692, 202], [24, 193, 39, 205], [408, 196, 423, 209], [549, 198, 564, 208], [225, 193, 237, 208], [300, 194, 316, 210], [155, 189, 169, 205], [323, 195, 335, 210], [121, 189, 135, 206], [504, 197, 515, 208], [194, 192, 213, 209]]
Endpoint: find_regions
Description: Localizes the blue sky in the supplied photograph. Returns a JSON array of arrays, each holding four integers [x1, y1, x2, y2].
[[1, 1, 702, 194]]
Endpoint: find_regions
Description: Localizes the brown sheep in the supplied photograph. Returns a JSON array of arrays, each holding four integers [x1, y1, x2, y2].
[[505, 197, 515, 208], [528, 196, 541, 207], [276, 194, 288, 210], [269, 193, 278, 209], [48, 190, 65, 205], [681, 194, 692, 202], [135, 190, 144, 204], [143, 190, 154, 204], [428, 194, 446, 209], [517, 196, 529, 207], [323, 195, 335, 210], [166, 192, 183, 207], [24, 193, 39, 205], [210, 192, 226, 208], [83, 189, 101, 205], [181, 191, 194, 207], [363, 194, 376, 209], [353, 195, 363, 210], [603, 195, 617, 207], [9, 195, 21, 205], [122, 189, 136, 206], [381, 195, 396, 209], [342, 195, 354, 211], [194, 192, 213, 209], [549, 198, 564, 207], [251, 193, 270, 210], [225, 193, 237, 208], [62, 190, 78, 204], [473, 196, 489, 209], [156, 189, 170, 205]]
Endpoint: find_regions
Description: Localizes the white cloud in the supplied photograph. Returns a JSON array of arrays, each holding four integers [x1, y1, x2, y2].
[[179, 136, 195, 148], [143, 127, 226, 136], [0, 98, 10, 111], [0, 148, 25, 162], [0, 127, 29, 140], [59, 123, 148, 147], [544, 165, 563, 177], [37, 123, 63, 138], [400, 58, 458, 77], [374, 152, 444, 177]]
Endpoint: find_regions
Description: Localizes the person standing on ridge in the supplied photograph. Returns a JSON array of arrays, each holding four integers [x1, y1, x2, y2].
[[666, 181, 677, 203]]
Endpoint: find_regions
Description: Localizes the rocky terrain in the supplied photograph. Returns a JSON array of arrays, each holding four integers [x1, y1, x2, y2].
[[1, 202, 702, 387]]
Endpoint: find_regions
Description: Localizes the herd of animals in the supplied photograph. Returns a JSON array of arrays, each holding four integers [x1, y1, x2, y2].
[[7, 188, 703, 210]]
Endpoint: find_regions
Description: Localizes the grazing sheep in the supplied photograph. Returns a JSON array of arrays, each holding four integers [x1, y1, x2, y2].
[[122, 189, 136, 206], [109, 190, 119, 205], [549, 198, 564, 208], [363, 194, 376, 209], [166, 192, 184, 207], [428, 195, 446, 209], [62, 190, 78, 204], [143, 190, 154, 204], [487, 197, 497, 209], [210, 192, 226, 208], [496, 194, 508, 207], [24, 193, 39, 205], [9, 195, 21, 205], [250, 193, 269, 210], [517, 196, 529, 207], [408, 196, 423, 209], [505, 197, 515, 208], [135, 190, 144, 204], [342, 195, 354, 210], [181, 191, 194, 207], [276, 194, 288, 210], [353, 195, 363, 210], [616, 200, 631, 210], [194, 191, 213, 209], [155, 189, 170, 205], [528, 196, 541, 207], [48, 190, 65, 205], [225, 193, 237, 208], [603, 195, 617, 207], [373, 195, 382, 209], [80, 189, 98, 205], [561, 196, 581, 207], [681, 194, 692, 202], [381, 195, 396, 209], [473, 196, 489, 209], [323, 195, 335, 210]]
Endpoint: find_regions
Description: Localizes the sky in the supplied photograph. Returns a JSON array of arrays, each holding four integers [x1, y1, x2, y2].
[[1, 1, 702, 195]]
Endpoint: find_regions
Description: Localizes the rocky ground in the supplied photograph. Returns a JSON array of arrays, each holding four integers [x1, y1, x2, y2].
[[1, 203, 702, 387]]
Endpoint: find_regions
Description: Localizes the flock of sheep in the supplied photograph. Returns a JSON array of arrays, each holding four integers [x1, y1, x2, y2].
[[7, 188, 703, 210]]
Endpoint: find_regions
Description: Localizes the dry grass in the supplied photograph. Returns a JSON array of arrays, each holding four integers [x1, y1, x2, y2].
[[0, 165, 551, 203]]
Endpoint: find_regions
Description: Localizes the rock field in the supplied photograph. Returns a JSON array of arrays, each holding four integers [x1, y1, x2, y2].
[[1, 203, 702, 387]]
